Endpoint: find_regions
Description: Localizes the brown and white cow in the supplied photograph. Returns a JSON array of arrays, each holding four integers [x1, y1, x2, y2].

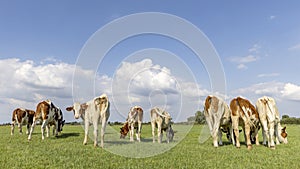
[[28, 100, 64, 140], [66, 94, 110, 148], [230, 97, 260, 149], [256, 96, 288, 149], [150, 107, 174, 143], [204, 95, 232, 147], [120, 106, 144, 142], [11, 108, 35, 135]]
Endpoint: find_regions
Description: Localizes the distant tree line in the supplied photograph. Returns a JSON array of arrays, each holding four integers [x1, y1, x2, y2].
[[188, 111, 300, 125]]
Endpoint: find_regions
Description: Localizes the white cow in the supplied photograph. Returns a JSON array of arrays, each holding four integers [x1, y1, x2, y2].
[[66, 94, 110, 148], [120, 106, 144, 142], [204, 95, 232, 147], [150, 107, 174, 143], [256, 96, 288, 149]]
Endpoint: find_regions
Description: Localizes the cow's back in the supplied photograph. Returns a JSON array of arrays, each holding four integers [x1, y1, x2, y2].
[[35, 101, 50, 120]]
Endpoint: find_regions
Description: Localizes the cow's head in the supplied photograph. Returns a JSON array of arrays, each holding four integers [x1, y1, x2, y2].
[[279, 126, 288, 144], [57, 109, 65, 132], [66, 102, 87, 119], [120, 122, 130, 139]]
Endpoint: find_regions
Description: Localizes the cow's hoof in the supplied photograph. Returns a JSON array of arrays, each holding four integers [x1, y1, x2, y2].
[[270, 146, 275, 150], [83, 142, 87, 145], [94, 144, 98, 148], [247, 145, 252, 150]]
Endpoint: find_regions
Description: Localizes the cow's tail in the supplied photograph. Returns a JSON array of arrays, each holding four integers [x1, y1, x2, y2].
[[154, 107, 169, 119], [236, 98, 256, 128]]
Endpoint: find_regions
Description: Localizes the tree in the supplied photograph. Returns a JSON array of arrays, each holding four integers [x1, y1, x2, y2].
[[187, 110, 206, 124]]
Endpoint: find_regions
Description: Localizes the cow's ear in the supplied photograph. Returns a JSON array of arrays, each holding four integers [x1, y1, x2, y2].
[[66, 107, 73, 111], [282, 126, 286, 131], [81, 103, 88, 110]]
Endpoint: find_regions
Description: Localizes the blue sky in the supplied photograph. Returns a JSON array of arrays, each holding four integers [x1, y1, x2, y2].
[[1, 1, 300, 123]]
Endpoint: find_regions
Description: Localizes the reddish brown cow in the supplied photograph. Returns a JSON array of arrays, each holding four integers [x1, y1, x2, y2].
[[28, 100, 64, 140], [230, 97, 260, 150], [11, 108, 35, 135]]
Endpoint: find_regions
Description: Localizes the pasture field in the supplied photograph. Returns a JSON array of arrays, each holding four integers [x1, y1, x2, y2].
[[1, 124, 299, 169]]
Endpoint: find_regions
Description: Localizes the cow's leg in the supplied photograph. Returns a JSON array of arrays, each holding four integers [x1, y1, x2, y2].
[[28, 117, 36, 140], [41, 120, 47, 140], [17, 123, 23, 134], [54, 122, 59, 137], [136, 121, 142, 142], [158, 125, 162, 143], [83, 120, 89, 145], [253, 127, 260, 145], [151, 122, 156, 143], [232, 116, 240, 148], [274, 123, 280, 144], [166, 127, 170, 143], [93, 122, 99, 147], [11, 121, 15, 135], [269, 120, 275, 149], [26, 124, 30, 135], [100, 117, 107, 148], [218, 128, 223, 146], [130, 124, 134, 142], [261, 120, 268, 146], [46, 124, 50, 138], [244, 124, 252, 150]]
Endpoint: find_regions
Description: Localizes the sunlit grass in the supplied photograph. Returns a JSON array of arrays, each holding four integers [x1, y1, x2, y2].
[[0, 124, 299, 168]]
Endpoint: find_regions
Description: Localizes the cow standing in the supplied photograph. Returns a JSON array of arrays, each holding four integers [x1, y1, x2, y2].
[[11, 108, 35, 135], [204, 95, 232, 147], [256, 96, 288, 149], [230, 97, 260, 149], [28, 100, 64, 140], [66, 94, 110, 148], [120, 106, 144, 142], [150, 107, 174, 143]]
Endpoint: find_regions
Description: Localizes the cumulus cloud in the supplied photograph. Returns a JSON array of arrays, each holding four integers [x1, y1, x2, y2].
[[248, 44, 261, 53], [281, 83, 300, 101]]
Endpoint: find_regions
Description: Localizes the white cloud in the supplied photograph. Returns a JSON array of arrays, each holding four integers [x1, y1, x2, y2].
[[248, 44, 261, 53], [229, 55, 259, 70], [281, 83, 300, 101], [288, 43, 300, 51], [257, 73, 280, 78]]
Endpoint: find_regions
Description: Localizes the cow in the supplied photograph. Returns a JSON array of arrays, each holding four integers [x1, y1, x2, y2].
[[150, 107, 174, 143], [11, 108, 35, 135], [66, 94, 110, 148], [256, 96, 288, 149], [120, 106, 143, 142], [28, 100, 64, 140], [204, 95, 232, 147], [230, 97, 260, 150]]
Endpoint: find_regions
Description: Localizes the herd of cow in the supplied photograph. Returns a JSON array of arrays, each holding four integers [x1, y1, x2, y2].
[[10, 93, 174, 148], [10, 93, 288, 150], [204, 95, 288, 150]]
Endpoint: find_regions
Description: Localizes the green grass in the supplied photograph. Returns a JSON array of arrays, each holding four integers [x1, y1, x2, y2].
[[1, 124, 299, 169]]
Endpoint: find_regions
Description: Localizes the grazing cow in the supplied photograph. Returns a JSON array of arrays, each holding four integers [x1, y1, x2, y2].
[[11, 108, 35, 135], [120, 106, 144, 142], [256, 96, 288, 149], [28, 100, 64, 140], [66, 94, 110, 148], [204, 95, 232, 147], [230, 97, 260, 149], [150, 107, 174, 143]]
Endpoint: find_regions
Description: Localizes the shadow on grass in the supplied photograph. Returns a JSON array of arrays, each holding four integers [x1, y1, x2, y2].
[[58, 132, 80, 139]]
